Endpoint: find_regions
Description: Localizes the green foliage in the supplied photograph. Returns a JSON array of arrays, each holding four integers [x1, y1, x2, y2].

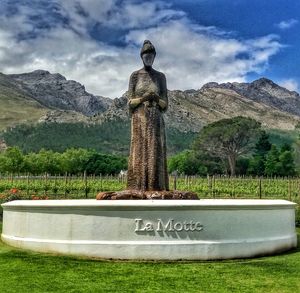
[[268, 129, 296, 147], [247, 155, 265, 176], [168, 150, 206, 175], [24, 149, 62, 175], [1, 121, 197, 155], [254, 131, 272, 157], [84, 152, 127, 175], [2, 121, 131, 155], [265, 145, 280, 176], [0, 147, 24, 173], [61, 148, 93, 174], [264, 145, 296, 177], [0, 147, 127, 175], [236, 157, 250, 175], [277, 150, 296, 176], [165, 129, 197, 154], [247, 131, 271, 176], [168, 150, 225, 176], [193, 116, 262, 175]]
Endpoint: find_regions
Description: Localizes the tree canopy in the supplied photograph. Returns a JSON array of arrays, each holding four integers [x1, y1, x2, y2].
[[193, 116, 261, 175]]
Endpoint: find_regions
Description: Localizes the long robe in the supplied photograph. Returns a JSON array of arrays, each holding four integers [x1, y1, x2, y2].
[[127, 68, 169, 191]]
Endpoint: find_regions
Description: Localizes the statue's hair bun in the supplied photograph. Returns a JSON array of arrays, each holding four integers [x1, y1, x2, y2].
[[140, 40, 156, 56]]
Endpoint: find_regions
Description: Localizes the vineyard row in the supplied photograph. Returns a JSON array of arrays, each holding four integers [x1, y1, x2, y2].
[[0, 175, 300, 201]]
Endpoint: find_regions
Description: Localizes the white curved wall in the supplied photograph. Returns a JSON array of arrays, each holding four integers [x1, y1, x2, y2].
[[1, 199, 297, 260]]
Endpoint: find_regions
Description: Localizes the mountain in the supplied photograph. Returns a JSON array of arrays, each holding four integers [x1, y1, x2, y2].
[[8, 70, 112, 116], [0, 73, 47, 131], [97, 78, 300, 132], [204, 78, 300, 116]]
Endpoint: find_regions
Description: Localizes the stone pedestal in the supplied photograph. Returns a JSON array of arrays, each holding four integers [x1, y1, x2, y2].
[[1, 199, 297, 260]]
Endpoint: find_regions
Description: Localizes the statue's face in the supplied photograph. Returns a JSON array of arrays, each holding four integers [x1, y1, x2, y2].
[[142, 53, 155, 67]]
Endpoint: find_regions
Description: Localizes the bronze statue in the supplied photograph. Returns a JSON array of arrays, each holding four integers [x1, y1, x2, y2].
[[96, 40, 198, 200], [127, 40, 169, 191]]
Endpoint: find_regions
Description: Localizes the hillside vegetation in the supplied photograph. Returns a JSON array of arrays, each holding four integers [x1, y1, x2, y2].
[[1, 121, 197, 155]]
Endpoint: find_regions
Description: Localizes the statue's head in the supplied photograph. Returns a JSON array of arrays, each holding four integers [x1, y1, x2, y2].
[[140, 40, 156, 68]]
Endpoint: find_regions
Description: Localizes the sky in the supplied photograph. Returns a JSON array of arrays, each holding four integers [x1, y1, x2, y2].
[[0, 0, 299, 97]]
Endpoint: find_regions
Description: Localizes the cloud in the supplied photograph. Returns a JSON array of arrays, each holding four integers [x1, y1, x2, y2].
[[279, 79, 299, 92], [0, 0, 283, 97], [276, 18, 298, 30]]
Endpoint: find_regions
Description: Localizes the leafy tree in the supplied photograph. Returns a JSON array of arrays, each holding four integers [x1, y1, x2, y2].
[[254, 131, 272, 157], [193, 117, 261, 176], [3, 147, 24, 173], [247, 131, 272, 176], [61, 148, 92, 174], [264, 145, 280, 176], [168, 150, 205, 175], [83, 153, 127, 175], [277, 149, 296, 176], [0, 153, 8, 173], [264, 144, 296, 177], [247, 155, 265, 176], [236, 157, 250, 175], [281, 143, 292, 152]]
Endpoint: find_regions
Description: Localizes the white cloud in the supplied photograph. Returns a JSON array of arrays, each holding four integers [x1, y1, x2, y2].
[[276, 18, 298, 30], [0, 1, 283, 97], [279, 79, 299, 92], [126, 22, 281, 90]]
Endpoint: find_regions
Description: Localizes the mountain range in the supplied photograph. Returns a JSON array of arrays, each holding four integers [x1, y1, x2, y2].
[[1, 70, 300, 134], [1, 69, 300, 154]]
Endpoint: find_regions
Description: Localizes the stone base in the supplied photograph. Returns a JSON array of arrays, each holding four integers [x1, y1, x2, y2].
[[1, 199, 297, 260], [96, 190, 199, 200]]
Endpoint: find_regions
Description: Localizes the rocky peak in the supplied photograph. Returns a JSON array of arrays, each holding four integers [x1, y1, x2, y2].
[[199, 77, 300, 117], [8, 70, 112, 116]]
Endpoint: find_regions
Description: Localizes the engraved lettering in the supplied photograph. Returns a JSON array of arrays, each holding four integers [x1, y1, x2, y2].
[[135, 219, 204, 233], [135, 219, 144, 232], [135, 219, 154, 232], [145, 222, 154, 231], [195, 222, 203, 231], [157, 219, 175, 232], [174, 222, 183, 231]]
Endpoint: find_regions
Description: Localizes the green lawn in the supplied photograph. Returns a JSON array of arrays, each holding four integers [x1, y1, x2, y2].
[[0, 222, 299, 293]]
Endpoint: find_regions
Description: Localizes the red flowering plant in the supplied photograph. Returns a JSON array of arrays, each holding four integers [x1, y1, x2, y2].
[[0, 188, 28, 203], [10, 188, 18, 194], [31, 194, 49, 200]]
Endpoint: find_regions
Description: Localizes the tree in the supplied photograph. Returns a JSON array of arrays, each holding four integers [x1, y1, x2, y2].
[[264, 144, 296, 177], [3, 147, 24, 174], [277, 148, 296, 176], [264, 145, 280, 176], [247, 131, 272, 176], [193, 117, 261, 176], [168, 150, 205, 175], [61, 148, 92, 174], [84, 153, 127, 175]]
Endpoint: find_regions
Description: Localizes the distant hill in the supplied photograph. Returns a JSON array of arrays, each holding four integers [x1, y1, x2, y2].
[[1, 70, 300, 153]]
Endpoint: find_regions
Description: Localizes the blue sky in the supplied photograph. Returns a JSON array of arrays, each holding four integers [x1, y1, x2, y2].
[[0, 0, 299, 96]]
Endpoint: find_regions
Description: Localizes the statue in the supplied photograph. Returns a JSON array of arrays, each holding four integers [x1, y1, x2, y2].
[[127, 40, 169, 191], [97, 40, 197, 200]]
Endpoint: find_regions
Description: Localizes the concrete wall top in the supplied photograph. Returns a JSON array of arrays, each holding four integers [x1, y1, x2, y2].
[[2, 199, 297, 211]]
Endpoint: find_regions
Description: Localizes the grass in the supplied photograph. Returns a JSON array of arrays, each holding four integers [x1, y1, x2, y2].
[[0, 221, 299, 293]]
